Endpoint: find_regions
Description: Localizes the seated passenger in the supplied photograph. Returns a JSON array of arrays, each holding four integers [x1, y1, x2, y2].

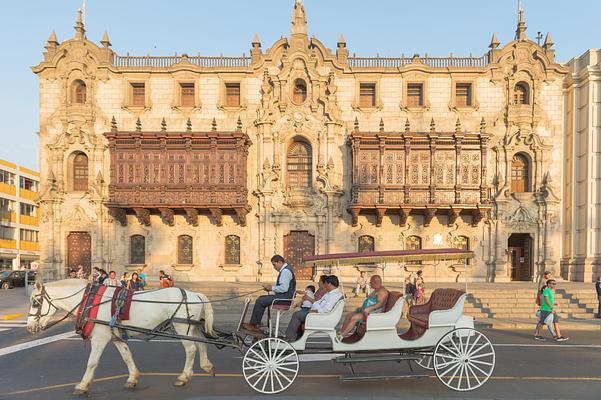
[[338, 275, 388, 338], [285, 275, 343, 342]]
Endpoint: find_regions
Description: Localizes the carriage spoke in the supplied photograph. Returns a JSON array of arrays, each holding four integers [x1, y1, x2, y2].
[[469, 352, 495, 360], [468, 360, 492, 377], [243, 338, 298, 394], [434, 328, 495, 392], [439, 343, 460, 357], [470, 359, 494, 367], [273, 368, 293, 384], [466, 363, 482, 386]]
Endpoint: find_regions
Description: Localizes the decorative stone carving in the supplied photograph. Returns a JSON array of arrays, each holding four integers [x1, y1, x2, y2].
[[235, 207, 250, 227], [399, 207, 411, 227], [184, 208, 198, 226], [448, 207, 460, 226], [108, 207, 127, 226], [159, 208, 174, 226], [375, 207, 386, 227], [133, 208, 151, 226], [210, 208, 223, 227], [423, 207, 436, 227]]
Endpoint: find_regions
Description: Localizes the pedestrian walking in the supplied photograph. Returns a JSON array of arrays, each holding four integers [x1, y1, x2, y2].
[[595, 276, 601, 318], [534, 279, 568, 341]]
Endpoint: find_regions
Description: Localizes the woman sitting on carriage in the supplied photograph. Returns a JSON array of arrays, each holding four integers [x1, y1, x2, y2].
[[338, 274, 389, 339]]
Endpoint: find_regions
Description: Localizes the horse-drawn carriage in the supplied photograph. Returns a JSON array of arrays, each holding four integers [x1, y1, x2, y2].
[[26, 248, 495, 395]]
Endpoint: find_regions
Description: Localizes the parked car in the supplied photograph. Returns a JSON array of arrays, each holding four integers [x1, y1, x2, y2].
[[0, 270, 36, 290]]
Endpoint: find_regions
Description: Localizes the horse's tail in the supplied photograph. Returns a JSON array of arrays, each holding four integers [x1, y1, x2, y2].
[[199, 293, 215, 338]]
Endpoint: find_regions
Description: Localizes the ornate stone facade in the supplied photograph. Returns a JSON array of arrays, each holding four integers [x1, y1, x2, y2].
[[34, 2, 570, 283]]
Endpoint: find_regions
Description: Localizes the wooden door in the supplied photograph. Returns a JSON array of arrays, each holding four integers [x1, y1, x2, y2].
[[284, 231, 315, 280], [67, 232, 91, 275], [508, 247, 521, 281]]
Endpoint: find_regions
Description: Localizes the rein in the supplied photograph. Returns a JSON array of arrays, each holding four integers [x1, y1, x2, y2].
[[29, 285, 87, 331]]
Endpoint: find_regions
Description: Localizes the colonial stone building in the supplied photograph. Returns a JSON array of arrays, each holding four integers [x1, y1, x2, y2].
[[34, 1, 570, 283]]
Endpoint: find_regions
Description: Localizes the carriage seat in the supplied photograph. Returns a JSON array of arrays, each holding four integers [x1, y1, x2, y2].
[[407, 288, 465, 329], [304, 298, 345, 332], [341, 291, 404, 344]]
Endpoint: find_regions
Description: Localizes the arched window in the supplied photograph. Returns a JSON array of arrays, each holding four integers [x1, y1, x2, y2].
[[287, 140, 312, 188], [358, 235, 375, 253], [406, 235, 422, 265], [225, 235, 241, 264], [72, 152, 89, 192], [177, 235, 193, 265], [73, 80, 86, 104], [454, 235, 470, 265], [292, 79, 307, 104], [511, 153, 531, 193], [514, 82, 529, 105], [130, 235, 145, 264]]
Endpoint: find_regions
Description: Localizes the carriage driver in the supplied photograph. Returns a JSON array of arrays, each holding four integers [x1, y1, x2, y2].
[[242, 255, 296, 332]]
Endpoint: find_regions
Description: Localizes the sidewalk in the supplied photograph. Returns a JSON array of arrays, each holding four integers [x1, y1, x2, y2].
[[474, 317, 601, 331]]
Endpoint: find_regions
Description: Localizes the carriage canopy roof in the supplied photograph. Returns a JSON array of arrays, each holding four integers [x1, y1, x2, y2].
[[302, 248, 474, 267]]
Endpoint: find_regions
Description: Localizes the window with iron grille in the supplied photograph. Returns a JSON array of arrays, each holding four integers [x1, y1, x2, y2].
[[72, 153, 89, 192], [225, 83, 241, 107], [292, 79, 307, 104], [180, 83, 195, 107], [455, 83, 472, 107], [511, 153, 530, 192], [225, 235, 241, 264], [130, 235, 145, 264], [514, 82, 529, 105], [407, 83, 424, 107], [358, 235, 375, 253], [131, 83, 145, 107], [177, 235, 193, 264], [287, 141, 312, 188], [74, 80, 86, 104], [359, 83, 376, 108]]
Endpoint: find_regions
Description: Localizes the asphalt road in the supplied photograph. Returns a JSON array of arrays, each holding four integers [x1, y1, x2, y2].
[[1, 289, 601, 399]]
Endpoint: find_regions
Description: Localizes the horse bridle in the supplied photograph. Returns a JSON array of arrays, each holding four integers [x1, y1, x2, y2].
[[29, 284, 86, 330]]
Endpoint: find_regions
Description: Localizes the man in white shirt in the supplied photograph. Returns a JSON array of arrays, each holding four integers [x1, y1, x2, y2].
[[242, 255, 296, 332], [285, 275, 343, 341]]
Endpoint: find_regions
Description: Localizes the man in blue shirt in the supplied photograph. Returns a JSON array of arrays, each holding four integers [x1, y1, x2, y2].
[[242, 255, 296, 332]]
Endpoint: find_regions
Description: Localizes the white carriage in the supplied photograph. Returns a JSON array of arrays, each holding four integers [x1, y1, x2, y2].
[[240, 248, 495, 394]]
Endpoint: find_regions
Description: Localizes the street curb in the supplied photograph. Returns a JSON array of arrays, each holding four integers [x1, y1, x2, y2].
[[476, 322, 601, 331], [0, 313, 25, 320]]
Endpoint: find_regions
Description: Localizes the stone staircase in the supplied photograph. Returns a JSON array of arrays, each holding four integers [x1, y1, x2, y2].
[[166, 281, 598, 323]]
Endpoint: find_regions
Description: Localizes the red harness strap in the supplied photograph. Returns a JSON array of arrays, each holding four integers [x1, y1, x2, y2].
[[75, 285, 107, 339], [111, 287, 134, 321]]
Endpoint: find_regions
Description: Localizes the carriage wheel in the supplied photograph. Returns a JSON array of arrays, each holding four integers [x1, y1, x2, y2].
[[242, 338, 299, 394], [433, 328, 495, 391], [415, 353, 434, 370]]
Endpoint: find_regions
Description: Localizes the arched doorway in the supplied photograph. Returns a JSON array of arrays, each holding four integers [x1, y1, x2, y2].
[[508, 233, 533, 281]]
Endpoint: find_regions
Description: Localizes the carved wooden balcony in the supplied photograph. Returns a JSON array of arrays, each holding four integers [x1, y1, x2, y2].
[[348, 127, 491, 227], [104, 127, 252, 227]]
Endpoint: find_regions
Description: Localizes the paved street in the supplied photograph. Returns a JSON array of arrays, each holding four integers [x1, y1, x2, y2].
[[1, 289, 601, 399]]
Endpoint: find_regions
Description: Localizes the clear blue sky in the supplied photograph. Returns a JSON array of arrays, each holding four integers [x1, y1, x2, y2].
[[0, 0, 599, 171]]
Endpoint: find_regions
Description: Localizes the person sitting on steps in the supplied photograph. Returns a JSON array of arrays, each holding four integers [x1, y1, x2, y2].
[[242, 255, 296, 332]]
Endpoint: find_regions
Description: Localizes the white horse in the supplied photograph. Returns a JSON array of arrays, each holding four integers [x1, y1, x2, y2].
[[26, 279, 216, 395]]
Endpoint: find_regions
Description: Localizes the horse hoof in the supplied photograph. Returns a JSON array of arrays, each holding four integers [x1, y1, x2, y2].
[[173, 379, 187, 387], [72, 388, 88, 396], [124, 381, 137, 389]]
